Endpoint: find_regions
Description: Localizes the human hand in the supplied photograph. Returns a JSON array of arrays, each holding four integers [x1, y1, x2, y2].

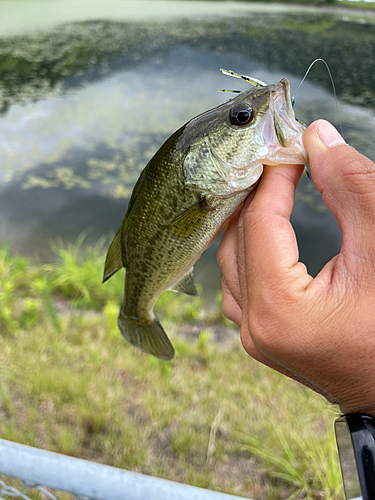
[[217, 119, 375, 416]]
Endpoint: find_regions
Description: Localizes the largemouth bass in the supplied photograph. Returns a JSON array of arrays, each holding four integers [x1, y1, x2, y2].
[[103, 78, 307, 360]]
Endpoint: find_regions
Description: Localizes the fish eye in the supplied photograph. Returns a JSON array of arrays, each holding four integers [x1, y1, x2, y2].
[[229, 104, 254, 127]]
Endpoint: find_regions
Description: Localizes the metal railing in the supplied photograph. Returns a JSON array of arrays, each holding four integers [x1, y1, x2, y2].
[[0, 438, 248, 500]]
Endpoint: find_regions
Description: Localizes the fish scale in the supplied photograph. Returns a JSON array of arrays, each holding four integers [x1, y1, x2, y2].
[[103, 78, 307, 360]]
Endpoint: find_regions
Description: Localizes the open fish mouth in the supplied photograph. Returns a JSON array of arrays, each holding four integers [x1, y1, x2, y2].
[[182, 75, 308, 198], [223, 78, 308, 194], [260, 78, 308, 166]]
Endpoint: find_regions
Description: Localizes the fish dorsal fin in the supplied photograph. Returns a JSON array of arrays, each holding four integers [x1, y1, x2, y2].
[[170, 267, 198, 296], [170, 197, 214, 238], [103, 226, 124, 283]]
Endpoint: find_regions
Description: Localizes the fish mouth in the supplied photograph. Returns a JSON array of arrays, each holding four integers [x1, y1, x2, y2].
[[260, 78, 308, 166]]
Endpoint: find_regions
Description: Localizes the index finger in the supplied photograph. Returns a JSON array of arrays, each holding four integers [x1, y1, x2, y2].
[[242, 164, 312, 294]]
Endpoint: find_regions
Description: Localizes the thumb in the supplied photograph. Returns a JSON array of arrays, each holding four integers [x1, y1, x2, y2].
[[304, 120, 375, 254]]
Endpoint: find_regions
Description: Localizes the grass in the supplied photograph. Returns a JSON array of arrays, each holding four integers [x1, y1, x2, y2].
[[339, 0, 375, 8], [0, 238, 344, 499]]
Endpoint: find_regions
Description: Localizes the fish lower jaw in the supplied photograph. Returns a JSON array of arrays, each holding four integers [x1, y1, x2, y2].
[[261, 143, 308, 166], [262, 153, 307, 166], [226, 161, 263, 193]]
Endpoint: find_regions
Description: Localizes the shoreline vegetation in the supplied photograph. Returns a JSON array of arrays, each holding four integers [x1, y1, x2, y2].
[[212, 0, 375, 8], [179, 0, 375, 9], [1, 236, 343, 499]]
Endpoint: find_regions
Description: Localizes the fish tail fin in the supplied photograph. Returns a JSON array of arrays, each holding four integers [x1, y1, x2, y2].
[[118, 308, 174, 360]]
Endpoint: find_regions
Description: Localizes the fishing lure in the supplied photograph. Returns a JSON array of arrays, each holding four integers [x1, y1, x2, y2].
[[220, 59, 343, 179]]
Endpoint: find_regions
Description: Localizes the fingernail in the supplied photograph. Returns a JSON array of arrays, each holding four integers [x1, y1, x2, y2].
[[317, 120, 346, 148]]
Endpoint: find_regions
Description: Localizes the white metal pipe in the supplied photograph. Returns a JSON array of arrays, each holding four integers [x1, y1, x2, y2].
[[0, 438, 249, 500]]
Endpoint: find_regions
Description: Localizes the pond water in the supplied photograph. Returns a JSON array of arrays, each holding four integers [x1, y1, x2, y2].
[[1, 0, 375, 296]]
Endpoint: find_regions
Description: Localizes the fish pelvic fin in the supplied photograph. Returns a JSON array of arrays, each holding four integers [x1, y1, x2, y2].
[[103, 226, 124, 283], [169, 267, 198, 296], [118, 308, 175, 360]]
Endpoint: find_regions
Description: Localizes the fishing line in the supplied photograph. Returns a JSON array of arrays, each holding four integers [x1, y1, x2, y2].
[[292, 58, 344, 137]]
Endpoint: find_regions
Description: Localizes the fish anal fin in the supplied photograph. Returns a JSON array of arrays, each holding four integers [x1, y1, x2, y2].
[[170, 267, 198, 296], [103, 226, 124, 283], [118, 308, 174, 360]]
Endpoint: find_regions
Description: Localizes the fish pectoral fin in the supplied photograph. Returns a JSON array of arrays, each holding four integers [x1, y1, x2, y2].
[[169, 197, 213, 238], [170, 267, 198, 296], [103, 226, 124, 283], [118, 309, 174, 360]]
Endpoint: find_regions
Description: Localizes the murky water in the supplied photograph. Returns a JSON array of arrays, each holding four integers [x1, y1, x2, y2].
[[1, 0, 375, 295]]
